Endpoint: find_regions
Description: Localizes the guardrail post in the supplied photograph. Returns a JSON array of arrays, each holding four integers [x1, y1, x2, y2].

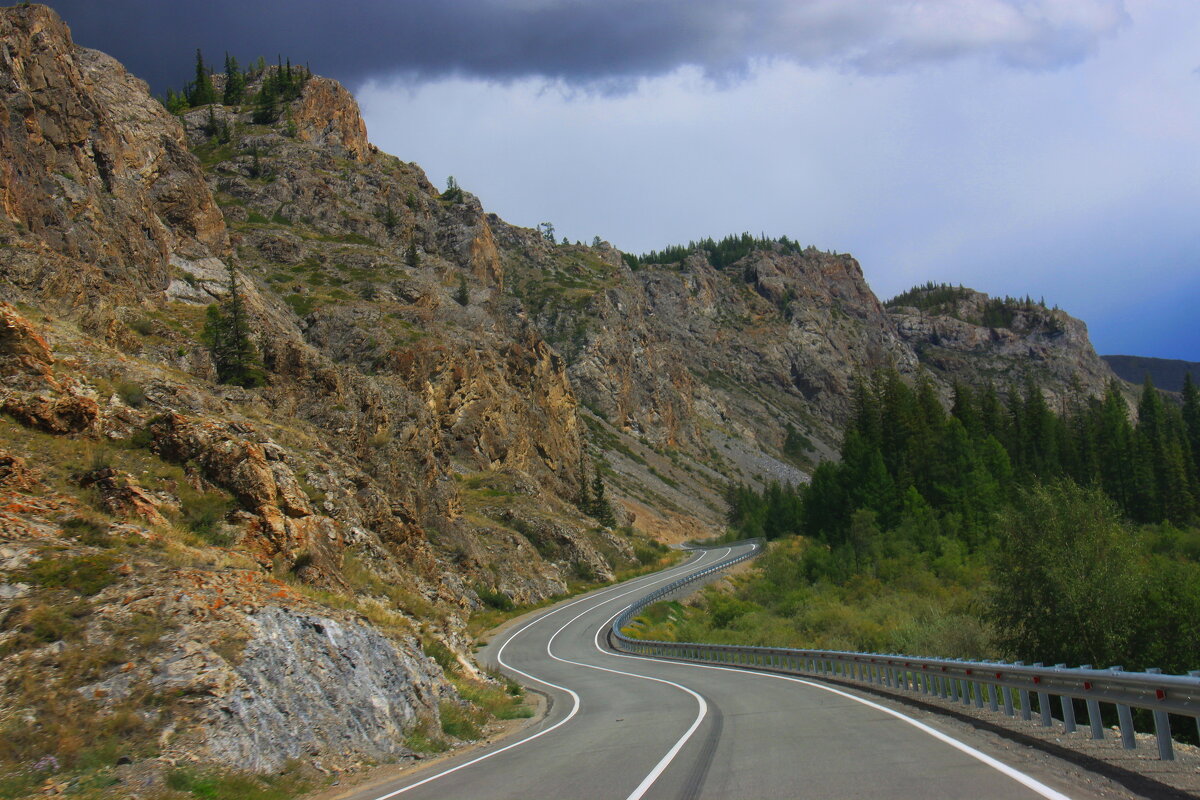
[[1033, 663, 1052, 727], [1190, 671, 1200, 744], [1080, 666, 1104, 739], [1111, 666, 1136, 749], [1054, 665, 1076, 733], [1116, 703, 1136, 749], [921, 671, 930, 695], [1146, 668, 1175, 761], [1015, 661, 1032, 721]]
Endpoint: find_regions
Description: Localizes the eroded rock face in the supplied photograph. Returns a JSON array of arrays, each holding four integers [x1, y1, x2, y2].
[[204, 606, 445, 772], [77, 468, 170, 527], [0, 4, 227, 306], [2, 391, 98, 434], [0, 451, 36, 491], [0, 302, 53, 374], [293, 77, 372, 163], [888, 288, 1116, 405], [504, 232, 920, 465]]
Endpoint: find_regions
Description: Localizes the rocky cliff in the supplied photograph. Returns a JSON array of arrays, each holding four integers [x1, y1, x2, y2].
[[0, 6, 646, 790], [886, 285, 1118, 406], [0, 4, 1123, 791]]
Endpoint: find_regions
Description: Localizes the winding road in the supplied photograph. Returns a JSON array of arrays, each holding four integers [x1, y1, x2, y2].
[[341, 544, 1108, 800]]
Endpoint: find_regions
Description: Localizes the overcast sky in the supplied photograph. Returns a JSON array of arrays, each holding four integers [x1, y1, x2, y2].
[[47, 0, 1200, 360]]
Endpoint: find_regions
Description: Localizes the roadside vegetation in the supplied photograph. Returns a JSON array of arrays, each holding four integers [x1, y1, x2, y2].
[[629, 370, 1200, 679]]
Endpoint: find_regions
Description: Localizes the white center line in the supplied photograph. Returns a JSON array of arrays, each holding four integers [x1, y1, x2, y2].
[[368, 547, 724, 798]]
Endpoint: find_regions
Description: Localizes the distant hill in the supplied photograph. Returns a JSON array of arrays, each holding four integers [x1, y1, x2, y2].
[[1103, 355, 1200, 392]]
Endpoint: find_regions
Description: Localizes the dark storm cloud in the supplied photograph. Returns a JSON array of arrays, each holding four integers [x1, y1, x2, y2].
[[43, 0, 1127, 93]]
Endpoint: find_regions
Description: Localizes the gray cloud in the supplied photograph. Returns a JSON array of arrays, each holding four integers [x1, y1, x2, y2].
[[45, 0, 1128, 93]]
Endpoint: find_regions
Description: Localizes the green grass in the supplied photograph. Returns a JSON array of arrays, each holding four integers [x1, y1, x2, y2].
[[284, 293, 317, 317], [627, 538, 995, 658], [403, 718, 449, 754], [438, 700, 484, 740], [19, 554, 119, 596], [313, 232, 377, 247], [178, 488, 234, 545], [456, 674, 533, 720], [164, 767, 313, 799]]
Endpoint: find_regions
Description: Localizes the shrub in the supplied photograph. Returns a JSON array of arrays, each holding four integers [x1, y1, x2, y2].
[[181, 490, 234, 545], [456, 677, 531, 720], [115, 379, 146, 407], [422, 639, 458, 674], [60, 516, 112, 547], [19, 554, 119, 596], [284, 294, 316, 317], [128, 317, 154, 336], [403, 716, 449, 754], [439, 700, 483, 740], [474, 585, 514, 612]]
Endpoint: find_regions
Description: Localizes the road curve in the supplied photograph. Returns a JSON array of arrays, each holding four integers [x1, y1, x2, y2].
[[342, 544, 1106, 800]]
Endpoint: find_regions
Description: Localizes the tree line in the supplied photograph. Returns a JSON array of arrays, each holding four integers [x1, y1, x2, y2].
[[621, 232, 809, 271], [806, 371, 1199, 540], [162, 49, 310, 125], [884, 282, 1062, 332], [722, 370, 1200, 673]]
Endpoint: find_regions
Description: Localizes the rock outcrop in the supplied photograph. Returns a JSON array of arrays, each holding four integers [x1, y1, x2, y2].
[[203, 606, 446, 772], [0, 5, 227, 309], [887, 287, 1117, 405]]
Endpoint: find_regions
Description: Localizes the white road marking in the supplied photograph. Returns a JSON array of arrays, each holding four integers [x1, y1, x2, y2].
[[367, 547, 726, 798], [609, 633, 1075, 800], [535, 547, 733, 800]]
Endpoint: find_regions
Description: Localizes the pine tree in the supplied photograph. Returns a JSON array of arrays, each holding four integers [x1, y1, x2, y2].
[[252, 76, 279, 124], [202, 105, 219, 137], [1095, 383, 1134, 513], [188, 49, 216, 106], [977, 383, 1005, 441], [590, 469, 616, 527], [163, 87, 189, 115], [1182, 374, 1200, 479], [223, 53, 245, 105], [454, 274, 469, 306], [577, 457, 592, 512], [202, 265, 266, 387], [951, 383, 982, 440]]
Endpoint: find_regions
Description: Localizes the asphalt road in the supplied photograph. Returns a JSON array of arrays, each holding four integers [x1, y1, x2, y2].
[[344, 545, 1107, 800]]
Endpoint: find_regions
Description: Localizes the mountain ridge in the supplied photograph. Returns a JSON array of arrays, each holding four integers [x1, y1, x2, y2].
[[1103, 354, 1199, 393], [0, 3, 1133, 788]]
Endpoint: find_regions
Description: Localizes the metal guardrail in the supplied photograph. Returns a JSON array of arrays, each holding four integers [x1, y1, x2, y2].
[[612, 540, 1200, 761]]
